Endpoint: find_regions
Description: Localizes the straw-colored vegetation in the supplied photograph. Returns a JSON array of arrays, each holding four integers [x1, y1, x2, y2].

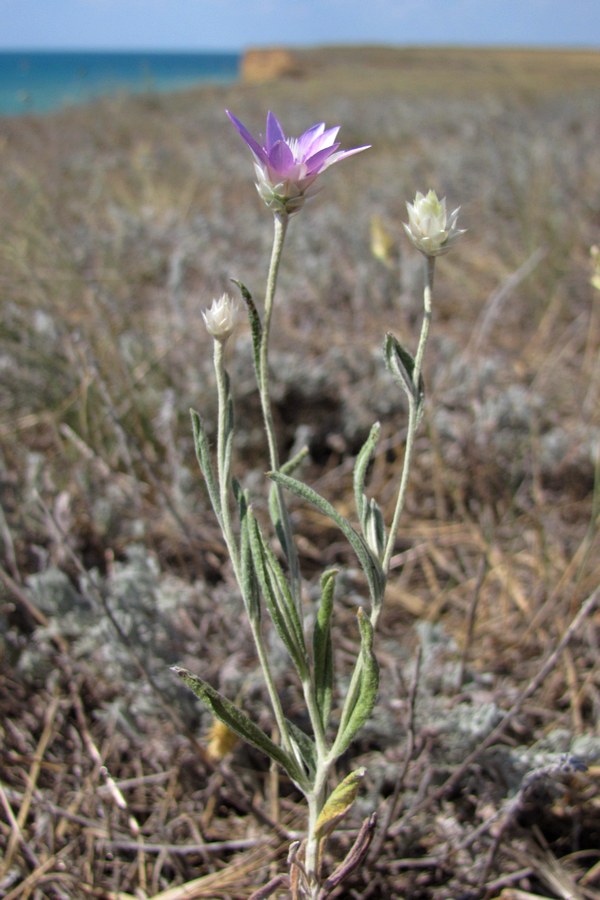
[[0, 46, 599, 898]]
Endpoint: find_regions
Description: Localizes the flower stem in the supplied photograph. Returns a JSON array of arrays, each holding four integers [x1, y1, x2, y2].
[[214, 340, 240, 572], [213, 338, 294, 759], [412, 256, 434, 383], [381, 256, 435, 583], [259, 214, 302, 605]]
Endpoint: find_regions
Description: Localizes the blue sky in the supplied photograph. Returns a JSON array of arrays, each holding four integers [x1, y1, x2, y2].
[[2, 0, 599, 50]]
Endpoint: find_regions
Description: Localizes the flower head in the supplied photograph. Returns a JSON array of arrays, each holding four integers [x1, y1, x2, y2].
[[202, 293, 238, 343], [226, 109, 370, 216], [403, 190, 466, 257]]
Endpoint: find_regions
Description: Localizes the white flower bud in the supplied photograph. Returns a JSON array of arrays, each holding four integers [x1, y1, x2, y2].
[[403, 190, 466, 257], [202, 293, 238, 343]]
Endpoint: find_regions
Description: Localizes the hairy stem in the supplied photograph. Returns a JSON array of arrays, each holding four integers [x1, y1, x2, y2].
[[214, 339, 295, 760], [214, 340, 240, 572], [304, 761, 332, 896], [381, 255, 435, 581], [259, 214, 303, 605]]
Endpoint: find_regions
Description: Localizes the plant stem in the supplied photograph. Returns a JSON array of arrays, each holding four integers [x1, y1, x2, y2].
[[214, 339, 295, 760], [249, 619, 297, 762], [259, 213, 302, 606], [214, 340, 239, 571], [381, 255, 435, 582], [302, 254, 437, 885], [304, 761, 332, 896], [412, 256, 434, 384]]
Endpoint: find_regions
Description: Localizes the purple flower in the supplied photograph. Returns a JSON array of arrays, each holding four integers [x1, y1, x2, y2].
[[226, 110, 370, 216]]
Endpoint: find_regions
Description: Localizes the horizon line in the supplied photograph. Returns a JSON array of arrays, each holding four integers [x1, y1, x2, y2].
[[1, 40, 599, 53]]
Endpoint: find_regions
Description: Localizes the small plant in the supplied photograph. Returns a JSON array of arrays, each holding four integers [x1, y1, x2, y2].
[[172, 110, 464, 898]]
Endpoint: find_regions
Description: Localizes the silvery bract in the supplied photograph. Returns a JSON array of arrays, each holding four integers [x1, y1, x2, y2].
[[226, 110, 370, 216], [403, 189, 465, 256]]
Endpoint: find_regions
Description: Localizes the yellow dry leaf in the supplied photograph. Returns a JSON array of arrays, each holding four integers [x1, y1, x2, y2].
[[206, 718, 239, 761]]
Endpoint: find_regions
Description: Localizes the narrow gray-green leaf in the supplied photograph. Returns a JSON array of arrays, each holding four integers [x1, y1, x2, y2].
[[248, 509, 309, 679], [313, 569, 337, 731], [281, 445, 310, 477], [353, 422, 381, 527], [364, 497, 386, 561], [285, 719, 317, 777], [231, 279, 262, 377], [190, 408, 221, 521], [332, 610, 379, 757], [171, 666, 305, 785], [268, 483, 289, 566], [384, 332, 424, 404], [269, 471, 385, 609], [234, 481, 260, 623], [268, 448, 309, 566]]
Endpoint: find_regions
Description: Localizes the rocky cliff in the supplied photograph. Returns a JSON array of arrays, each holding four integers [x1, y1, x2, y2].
[[240, 47, 302, 83]]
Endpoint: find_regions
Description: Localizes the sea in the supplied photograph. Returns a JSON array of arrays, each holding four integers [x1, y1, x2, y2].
[[0, 50, 240, 117]]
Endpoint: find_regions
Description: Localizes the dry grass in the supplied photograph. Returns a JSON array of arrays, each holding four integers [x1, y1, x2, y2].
[[0, 46, 599, 898]]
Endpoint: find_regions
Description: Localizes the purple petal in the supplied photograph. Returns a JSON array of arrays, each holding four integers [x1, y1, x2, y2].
[[268, 140, 296, 176], [323, 145, 371, 167], [226, 110, 268, 163], [301, 125, 340, 159], [266, 111, 286, 152], [295, 122, 326, 157], [304, 143, 341, 175]]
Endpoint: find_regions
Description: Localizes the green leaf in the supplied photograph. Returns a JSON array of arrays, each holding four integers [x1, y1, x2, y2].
[[286, 719, 317, 777], [281, 445, 310, 477], [353, 424, 386, 560], [190, 409, 221, 521], [353, 422, 381, 527], [269, 471, 385, 610], [268, 447, 310, 566], [247, 509, 309, 679], [313, 569, 337, 731], [231, 279, 262, 377], [233, 481, 261, 623], [171, 666, 306, 785], [314, 767, 366, 841], [332, 610, 379, 757], [268, 483, 291, 568], [384, 332, 424, 405], [364, 497, 386, 560]]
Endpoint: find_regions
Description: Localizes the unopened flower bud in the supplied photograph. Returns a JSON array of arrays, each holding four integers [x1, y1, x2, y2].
[[202, 293, 238, 343], [403, 190, 465, 257]]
